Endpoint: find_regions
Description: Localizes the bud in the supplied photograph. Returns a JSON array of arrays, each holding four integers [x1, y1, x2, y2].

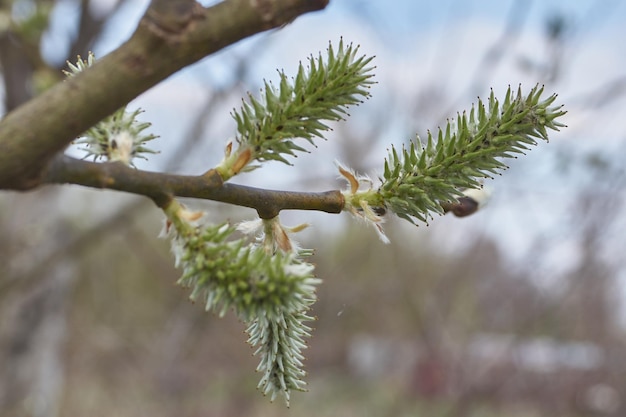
[[443, 187, 491, 217]]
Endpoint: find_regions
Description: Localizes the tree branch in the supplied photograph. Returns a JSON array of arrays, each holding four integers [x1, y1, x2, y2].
[[0, 0, 329, 190], [43, 155, 344, 218]]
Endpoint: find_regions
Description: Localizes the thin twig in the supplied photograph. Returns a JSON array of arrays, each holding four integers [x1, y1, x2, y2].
[[43, 154, 345, 218]]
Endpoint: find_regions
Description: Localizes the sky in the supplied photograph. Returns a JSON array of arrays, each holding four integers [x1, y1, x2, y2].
[[42, 0, 626, 314], [65, 0, 626, 160]]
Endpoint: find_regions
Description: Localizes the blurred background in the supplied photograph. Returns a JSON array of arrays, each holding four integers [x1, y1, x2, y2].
[[1, 0, 626, 416]]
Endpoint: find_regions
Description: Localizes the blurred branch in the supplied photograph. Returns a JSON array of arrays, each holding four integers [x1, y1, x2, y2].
[[569, 75, 626, 109], [436, 0, 530, 122], [0, 0, 329, 190], [0, 0, 60, 109], [465, 0, 530, 95], [0, 31, 34, 110], [162, 48, 256, 170], [66, 0, 128, 64], [0, 198, 148, 295], [0, 260, 75, 414], [43, 154, 344, 218]]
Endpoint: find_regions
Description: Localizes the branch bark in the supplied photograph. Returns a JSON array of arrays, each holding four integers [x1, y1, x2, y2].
[[0, 0, 328, 190], [43, 155, 345, 219]]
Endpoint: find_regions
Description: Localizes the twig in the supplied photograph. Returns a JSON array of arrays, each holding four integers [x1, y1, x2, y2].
[[43, 154, 344, 218]]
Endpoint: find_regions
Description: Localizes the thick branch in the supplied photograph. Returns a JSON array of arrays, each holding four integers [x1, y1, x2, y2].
[[0, 0, 329, 190], [43, 155, 345, 219]]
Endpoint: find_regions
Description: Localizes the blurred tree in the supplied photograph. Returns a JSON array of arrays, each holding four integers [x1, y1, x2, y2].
[[0, 0, 330, 414], [0, 0, 569, 414]]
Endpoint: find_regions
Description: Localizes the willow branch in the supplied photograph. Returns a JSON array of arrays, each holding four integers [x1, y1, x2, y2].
[[0, 0, 329, 190], [43, 155, 344, 218]]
